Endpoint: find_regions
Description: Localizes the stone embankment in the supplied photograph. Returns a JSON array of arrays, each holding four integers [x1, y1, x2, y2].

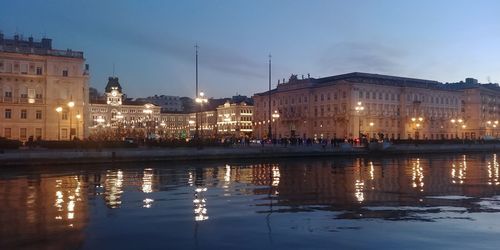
[[1, 143, 499, 166]]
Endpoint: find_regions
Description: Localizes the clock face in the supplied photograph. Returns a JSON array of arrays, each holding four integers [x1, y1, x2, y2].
[[112, 90, 117, 97]]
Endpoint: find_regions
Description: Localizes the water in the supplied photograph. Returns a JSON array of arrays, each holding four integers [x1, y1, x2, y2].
[[2, 153, 500, 249]]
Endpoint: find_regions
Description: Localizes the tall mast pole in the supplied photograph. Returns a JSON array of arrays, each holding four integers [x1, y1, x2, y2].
[[268, 54, 272, 140], [195, 44, 199, 140]]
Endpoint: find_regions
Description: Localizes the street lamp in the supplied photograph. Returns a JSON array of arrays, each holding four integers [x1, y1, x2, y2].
[[369, 122, 375, 140], [272, 110, 280, 140], [160, 121, 166, 139], [76, 114, 81, 139], [411, 117, 424, 139], [116, 112, 124, 140], [188, 120, 195, 139], [143, 104, 153, 140], [494, 121, 499, 138], [195, 92, 208, 140], [56, 106, 63, 140], [67, 101, 75, 140], [355, 102, 364, 139], [450, 118, 464, 139]]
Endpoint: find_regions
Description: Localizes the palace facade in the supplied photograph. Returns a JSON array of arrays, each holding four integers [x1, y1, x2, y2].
[[0, 34, 89, 141], [253, 72, 472, 140]]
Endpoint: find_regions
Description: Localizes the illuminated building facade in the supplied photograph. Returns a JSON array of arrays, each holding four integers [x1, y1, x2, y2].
[[216, 101, 253, 138], [0, 34, 89, 141], [253, 72, 464, 140], [453, 81, 500, 139], [89, 77, 161, 140]]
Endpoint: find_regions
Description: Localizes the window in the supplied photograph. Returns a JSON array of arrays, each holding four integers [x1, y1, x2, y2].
[[4, 87, 12, 98], [35, 128, 42, 139], [20, 109, 27, 119], [4, 128, 11, 139], [62, 111, 68, 120], [36, 110, 42, 119], [36, 67, 43, 75], [28, 89, 35, 99], [20, 64, 28, 74], [20, 128, 27, 140], [5, 109, 11, 119], [61, 128, 68, 139], [63, 70, 68, 77]]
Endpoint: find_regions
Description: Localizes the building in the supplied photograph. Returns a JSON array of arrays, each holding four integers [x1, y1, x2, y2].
[[89, 77, 161, 140], [253, 72, 464, 140], [447, 79, 500, 139], [0, 34, 89, 141], [216, 101, 253, 138], [136, 95, 183, 112]]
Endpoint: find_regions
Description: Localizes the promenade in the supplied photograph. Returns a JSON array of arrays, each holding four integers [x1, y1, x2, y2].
[[1, 142, 500, 167]]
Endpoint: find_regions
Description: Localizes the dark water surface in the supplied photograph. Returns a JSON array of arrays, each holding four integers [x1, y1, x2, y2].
[[2, 153, 500, 249]]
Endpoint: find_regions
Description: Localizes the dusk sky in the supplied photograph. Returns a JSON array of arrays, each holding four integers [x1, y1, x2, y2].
[[1, 0, 500, 98]]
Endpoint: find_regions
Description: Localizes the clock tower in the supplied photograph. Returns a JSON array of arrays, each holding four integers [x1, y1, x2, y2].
[[105, 76, 123, 106]]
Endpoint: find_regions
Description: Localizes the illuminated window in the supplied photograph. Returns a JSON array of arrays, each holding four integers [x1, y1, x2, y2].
[[20, 128, 27, 140], [35, 128, 42, 139]]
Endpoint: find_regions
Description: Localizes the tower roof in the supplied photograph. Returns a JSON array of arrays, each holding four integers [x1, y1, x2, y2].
[[105, 77, 122, 93]]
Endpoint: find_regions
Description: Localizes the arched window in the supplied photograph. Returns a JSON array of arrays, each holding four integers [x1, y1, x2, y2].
[[19, 85, 28, 98], [35, 85, 43, 99]]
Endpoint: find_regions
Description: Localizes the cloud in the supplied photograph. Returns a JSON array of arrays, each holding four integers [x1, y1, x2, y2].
[[318, 42, 406, 74], [76, 22, 266, 79]]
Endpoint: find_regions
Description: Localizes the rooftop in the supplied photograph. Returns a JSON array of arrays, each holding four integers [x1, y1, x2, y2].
[[0, 33, 84, 59], [254, 72, 461, 96]]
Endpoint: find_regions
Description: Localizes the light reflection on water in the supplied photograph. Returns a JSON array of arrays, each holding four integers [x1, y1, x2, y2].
[[3, 153, 500, 249]]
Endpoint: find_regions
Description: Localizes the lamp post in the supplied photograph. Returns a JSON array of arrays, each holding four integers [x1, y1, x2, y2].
[[494, 121, 499, 139], [195, 92, 208, 141], [160, 121, 166, 139], [268, 54, 272, 141], [188, 120, 195, 139], [450, 118, 463, 139], [116, 112, 124, 140], [56, 106, 63, 140], [411, 117, 424, 140], [355, 102, 364, 140], [462, 124, 467, 139], [143, 104, 153, 140], [67, 101, 75, 140], [75, 114, 81, 139], [272, 110, 280, 140], [369, 122, 374, 141]]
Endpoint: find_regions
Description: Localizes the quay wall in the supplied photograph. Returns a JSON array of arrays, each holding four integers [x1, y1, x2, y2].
[[1, 143, 499, 166]]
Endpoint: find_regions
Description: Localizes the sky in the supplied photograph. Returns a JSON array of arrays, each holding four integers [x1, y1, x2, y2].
[[1, 0, 500, 98]]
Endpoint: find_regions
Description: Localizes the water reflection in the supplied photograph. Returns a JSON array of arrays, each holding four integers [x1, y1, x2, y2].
[[4, 154, 500, 249]]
